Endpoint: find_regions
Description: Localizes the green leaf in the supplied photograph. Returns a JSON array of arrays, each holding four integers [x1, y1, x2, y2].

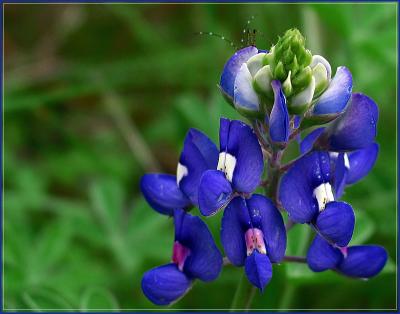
[[30, 218, 73, 275], [89, 179, 124, 232], [22, 288, 74, 311], [80, 287, 119, 311]]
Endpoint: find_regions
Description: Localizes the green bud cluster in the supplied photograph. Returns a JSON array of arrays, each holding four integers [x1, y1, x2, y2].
[[266, 28, 313, 97]]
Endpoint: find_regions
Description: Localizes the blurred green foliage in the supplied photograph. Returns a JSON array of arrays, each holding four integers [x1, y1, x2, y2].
[[4, 3, 397, 310]]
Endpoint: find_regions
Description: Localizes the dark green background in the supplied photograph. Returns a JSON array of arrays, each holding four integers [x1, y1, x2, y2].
[[4, 3, 397, 310]]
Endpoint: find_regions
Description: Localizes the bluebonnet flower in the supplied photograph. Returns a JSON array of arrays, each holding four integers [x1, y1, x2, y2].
[[198, 118, 264, 216], [299, 93, 379, 198], [139, 26, 388, 307], [307, 235, 387, 279], [301, 93, 379, 153], [141, 209, 222, 305], [221, 195, 286, 291], [140, 128, 218, 215], [279, 151, 355, 247]]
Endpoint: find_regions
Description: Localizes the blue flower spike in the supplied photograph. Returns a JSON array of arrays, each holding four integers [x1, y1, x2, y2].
[[140, 26, 387, 306], [221, 195, 286, 291], [142, 209, 222, 305], [140, 128, 218, 215], [198, 118, 263, 216]]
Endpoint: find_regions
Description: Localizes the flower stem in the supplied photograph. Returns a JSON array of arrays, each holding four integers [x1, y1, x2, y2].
[[283, 255, 307, 263], [230, 272, 246, 310], [285, 218, 296, 231], [244, 287, 257, 311], [230, 272, 256, 311]]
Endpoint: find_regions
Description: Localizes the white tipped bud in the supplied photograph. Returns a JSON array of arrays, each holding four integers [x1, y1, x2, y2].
[[311, 55, 332, 79], [290, 76, 316, 111], [253, 65, 273, 95], [282, 71, 292, 96], [312, 62, 330, 97], [246, 53, 266, 77]]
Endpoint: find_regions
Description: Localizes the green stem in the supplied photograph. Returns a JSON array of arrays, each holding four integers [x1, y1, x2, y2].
[[266, 149, 283, 202], [230, 272, 246, 311], [278, 284, 295, 309], [230, 272, 256, 311], [283, 255, 307, 263], [244, 287, 257, 311]]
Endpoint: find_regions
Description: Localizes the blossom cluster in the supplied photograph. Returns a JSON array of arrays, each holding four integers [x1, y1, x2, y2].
[[139, 28, 387, 306]]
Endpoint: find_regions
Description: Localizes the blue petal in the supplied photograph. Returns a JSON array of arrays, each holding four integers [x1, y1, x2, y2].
[[307, 235, 342, 272], [245, 251, 272, 291], [198, 170, 233, 216], [279, 151, 331, 223], [316, 201, 355, 247], [246, 194, 286, 263], [337, 245, 388, 278], [179, 128, 218, 205], [219, 117, 230, 151], [141, 263, 192, 305], [333, 153, 348, 199], [220, 46, 259, 99], [312, 66, 352, 115], [140, 174, 191, 216], [181, 128, 218, 169], [219, 119, 263, 193], [233, 63, 260, 111], [269, 80, 289, 143], [221, 196, 251, 266], [173, 209, 223, 281], [293, 115, 301, 143], [299, 127, 325, 154], [346, 143, 379, 185], [323, 93, 379, 152]]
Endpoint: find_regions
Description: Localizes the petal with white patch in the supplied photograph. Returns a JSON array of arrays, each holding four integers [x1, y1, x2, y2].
[[217, 152, 237, 183], [177, 163, 188, 185], [313, 182, 334, 212]]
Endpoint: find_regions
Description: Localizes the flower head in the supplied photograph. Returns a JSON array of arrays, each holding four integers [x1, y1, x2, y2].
[[307, 235, 387, 279], [221, 195, 286, 291], [299, 93, 379, 199], [279, 151, 355, 247], [198, 118, 264, 216], [141, 209, 222, 305], [140, 128, 218, 215]]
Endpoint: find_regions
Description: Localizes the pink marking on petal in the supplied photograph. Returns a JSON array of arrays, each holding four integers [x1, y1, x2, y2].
[[253, 228, 267, 254], [245, 229, 255, 256], [339, 246, 348, 258], [245, 228, 267, 255], [172, 241, 191, 271]]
